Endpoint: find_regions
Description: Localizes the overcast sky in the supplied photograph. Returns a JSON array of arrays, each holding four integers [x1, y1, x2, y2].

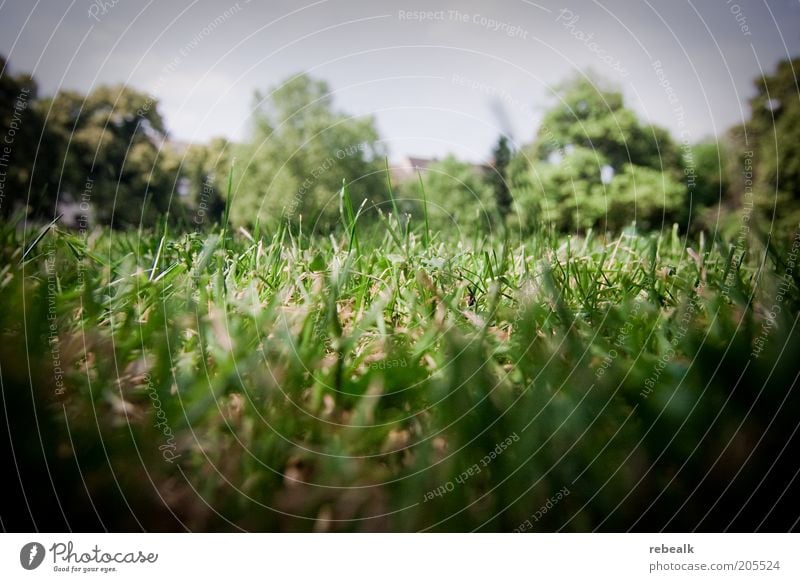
[[1, 0, 799, 161]]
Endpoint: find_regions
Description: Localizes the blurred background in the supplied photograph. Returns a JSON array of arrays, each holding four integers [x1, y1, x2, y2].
[[1, 0, 799, 236]]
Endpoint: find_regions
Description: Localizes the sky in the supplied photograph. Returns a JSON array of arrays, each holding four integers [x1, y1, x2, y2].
[[1, 0, 799, 162]]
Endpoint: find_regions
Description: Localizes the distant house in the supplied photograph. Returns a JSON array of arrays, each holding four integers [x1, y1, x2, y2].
[[57, 200, 92, 230], [170, 140, 192, 155], [390, 156, 491, 183], [390, 156, 438, 183]]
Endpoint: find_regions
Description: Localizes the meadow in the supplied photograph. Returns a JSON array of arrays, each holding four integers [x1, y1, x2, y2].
[[2, 196, 799, 532]]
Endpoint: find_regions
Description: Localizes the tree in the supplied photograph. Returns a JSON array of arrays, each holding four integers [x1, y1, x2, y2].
[[233, 74, 387, 231], [509, 75, 686, 233], [688, 141, 729, 210], [746, 58, 800, 234], [180, 137, 232, 229], [404, 155, 496, 232], [41, 84, 178, 227], [605, 163, 686, 231], [531, 76, 680, 172], [489, 135, 513, 217], [0, 55, 48, 218]]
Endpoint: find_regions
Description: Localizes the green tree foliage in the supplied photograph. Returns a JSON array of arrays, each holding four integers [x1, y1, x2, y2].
[[42, 84, 177, 227], [403, 155, 496, 232], [180, 137, 232, 228], [747, 57, 800, 234], [688, 141, 729, 209], [605, 164, 686, 231], [0, 56, 48, 217], [513, 147, 607, 232], [489, 135, 513, 217], [531, 76, 681, 171], [681, 141, 731, 232], [233, 74, 386, 231], [510, 75, 686, 233]]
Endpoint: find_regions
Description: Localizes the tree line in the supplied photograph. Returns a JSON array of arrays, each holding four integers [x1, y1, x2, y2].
[[1, 54, 798, 237]]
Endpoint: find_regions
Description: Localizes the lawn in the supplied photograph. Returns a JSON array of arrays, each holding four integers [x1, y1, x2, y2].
[[2, 211, 799, 532]]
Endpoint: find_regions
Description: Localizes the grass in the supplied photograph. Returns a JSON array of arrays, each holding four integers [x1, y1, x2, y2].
[[1, 214, 799, 532]]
